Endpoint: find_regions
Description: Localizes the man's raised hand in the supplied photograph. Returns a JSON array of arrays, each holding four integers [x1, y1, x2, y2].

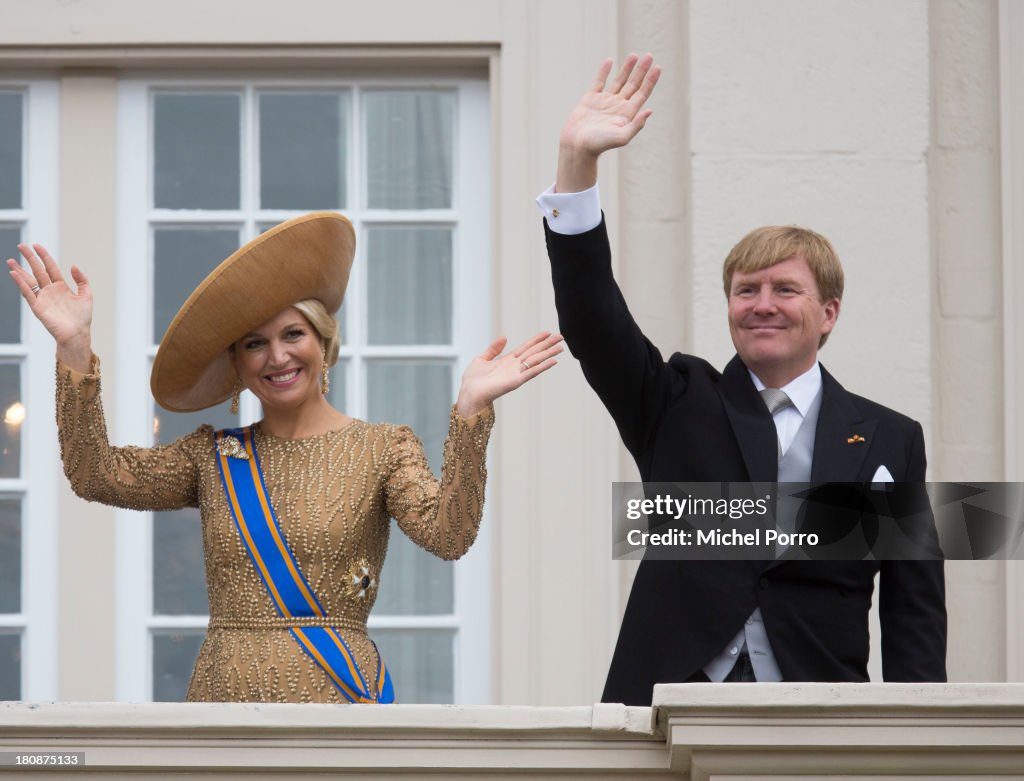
[[556, 54, 662, 193]]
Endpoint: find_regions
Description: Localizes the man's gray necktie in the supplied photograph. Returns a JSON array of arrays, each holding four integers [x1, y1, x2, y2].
[[760, 388, 793, 462]]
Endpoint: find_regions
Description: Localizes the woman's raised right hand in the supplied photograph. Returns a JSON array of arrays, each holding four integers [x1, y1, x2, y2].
[[6, 243, 94, 372]]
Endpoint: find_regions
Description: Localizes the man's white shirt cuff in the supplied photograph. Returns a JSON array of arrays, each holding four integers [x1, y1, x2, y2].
[[535, 182, 602, 235]]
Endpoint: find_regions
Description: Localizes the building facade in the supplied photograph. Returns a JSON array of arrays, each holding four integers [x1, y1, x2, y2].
[[0, 0, 1020, 705]]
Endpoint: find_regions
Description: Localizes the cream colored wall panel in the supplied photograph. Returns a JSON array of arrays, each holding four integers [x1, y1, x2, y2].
[[931, 0, 1007, 682], [937, 445, 1004, 483], [932, 152, 1002, 320], [492, 0, 622, 707], [932, 141, 1000, 327], [490, 2, 550, 708], [615, 220, 692, 374], [1001, 3, 1024, 483], [691, 0, 927, 155], [691, 156, 931, 433], [934, 0, 1001, 150], [999, 0, 1024, 680], [57, 74, 119, 701], [946, 560, 1003, 681], [497, 0, 692, 707], [937, 319, 1003, 449], [618, 0, 691, 354], [612, 0, 691, 686], [0, 0, 502, 45], [930, 0, 1002, 467], [690, 0, 933, 471]]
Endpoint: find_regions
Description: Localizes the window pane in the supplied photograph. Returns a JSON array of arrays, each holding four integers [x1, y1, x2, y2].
[[371, 629, 453, 704], [0, 633, 19, 700], [152, 227, 240, 343], [152, 630, 205, 702], [0, 225, 22, 343], [0, 92, 22, 209], [366, 361, 452, 471], [376, 530, 453, 615], [365, 90, 455, 209], [367, 227, 452, 345], [153, 397, 236, 446], [0, 363, 22, 479], [336, 301, 347, 345], [327, 358, 347, 414], [259, 92, 348, 209], [153, 93, 241, 209], [367, 361, 453, 616], [153, 510, 208, 616], [0, 499, 20, 614], [152, 399, 234, 616]]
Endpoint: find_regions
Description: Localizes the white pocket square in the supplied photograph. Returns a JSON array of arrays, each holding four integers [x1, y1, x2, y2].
[[871, 465, 894, 485]]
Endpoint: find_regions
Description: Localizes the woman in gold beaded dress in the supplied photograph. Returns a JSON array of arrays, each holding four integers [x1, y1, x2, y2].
[[5, 212, 562, 703]]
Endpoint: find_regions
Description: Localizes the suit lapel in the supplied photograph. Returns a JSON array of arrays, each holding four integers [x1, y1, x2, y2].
[[718, 355, 778, 483], [719, 359, 878, 575], [810, 365, 877, 483]]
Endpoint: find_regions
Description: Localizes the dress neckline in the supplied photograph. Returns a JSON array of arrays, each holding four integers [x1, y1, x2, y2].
[[252, 417, 362, 445]]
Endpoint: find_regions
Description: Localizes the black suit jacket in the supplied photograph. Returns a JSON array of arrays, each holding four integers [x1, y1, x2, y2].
[[545, 218, 947, 706]]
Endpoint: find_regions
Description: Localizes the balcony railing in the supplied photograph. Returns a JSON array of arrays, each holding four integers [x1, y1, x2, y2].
[[1, 684, 1022, 778]]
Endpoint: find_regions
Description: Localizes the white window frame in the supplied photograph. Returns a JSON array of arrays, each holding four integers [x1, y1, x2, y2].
[[0, 78, 60, 701], [115, 73, 491, 703]]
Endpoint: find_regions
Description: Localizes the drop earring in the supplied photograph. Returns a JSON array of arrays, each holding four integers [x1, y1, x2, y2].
[[321, 350, 330, 396], [230, 378, 242, 415]]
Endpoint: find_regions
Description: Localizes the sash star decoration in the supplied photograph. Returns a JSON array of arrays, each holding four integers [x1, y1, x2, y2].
[[348, 560, 377, 599]]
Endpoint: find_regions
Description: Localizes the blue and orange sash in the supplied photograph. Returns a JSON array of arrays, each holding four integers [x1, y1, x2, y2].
[[214, 426, 394, 704]]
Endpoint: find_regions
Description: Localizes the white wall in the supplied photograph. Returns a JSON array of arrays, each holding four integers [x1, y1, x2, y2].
[[691, 0, 931, 434]]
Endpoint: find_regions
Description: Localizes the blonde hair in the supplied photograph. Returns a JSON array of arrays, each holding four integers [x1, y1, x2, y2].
[[293, 299, 341, 366], [722, 225, 844, 347]]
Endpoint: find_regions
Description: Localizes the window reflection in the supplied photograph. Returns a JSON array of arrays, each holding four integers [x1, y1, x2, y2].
[[0, 365, 21, 478], [3, 401, 24, 427]]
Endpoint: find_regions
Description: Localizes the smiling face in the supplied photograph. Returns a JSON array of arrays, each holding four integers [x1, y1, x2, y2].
[[727, 255, 840, 388], [233, 306, 325, 412]]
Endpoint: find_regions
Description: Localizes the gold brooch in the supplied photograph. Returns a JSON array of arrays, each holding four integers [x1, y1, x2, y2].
[[216, 435, 249, 460], [347, 560, 377, 599], [847, 434, 866, 444]]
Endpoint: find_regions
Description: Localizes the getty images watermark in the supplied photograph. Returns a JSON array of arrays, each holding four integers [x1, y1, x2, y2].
[[612, 483, 1024, 560]]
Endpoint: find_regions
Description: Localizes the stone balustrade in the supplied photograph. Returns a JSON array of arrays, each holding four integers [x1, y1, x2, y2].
[[1, 684, 1022, 779]]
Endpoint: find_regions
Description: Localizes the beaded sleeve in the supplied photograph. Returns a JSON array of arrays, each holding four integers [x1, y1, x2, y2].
[[56, 356, 206, 511], [383, 403, 495, 561]]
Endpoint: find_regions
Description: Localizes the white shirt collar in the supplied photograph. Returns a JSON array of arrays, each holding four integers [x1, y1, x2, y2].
[[748, 362, 822, 417]]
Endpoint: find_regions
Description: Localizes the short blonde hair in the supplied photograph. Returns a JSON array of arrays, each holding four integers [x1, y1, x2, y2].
[[293, 299, 341, 367], [722, 226, 844, 347]]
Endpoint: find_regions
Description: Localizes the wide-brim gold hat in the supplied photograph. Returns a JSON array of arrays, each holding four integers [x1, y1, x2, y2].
[[151, 211, 355, 412]]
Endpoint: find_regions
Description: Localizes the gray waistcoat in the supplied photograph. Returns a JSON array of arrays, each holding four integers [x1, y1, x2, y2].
[[703, 386, 823, 682]]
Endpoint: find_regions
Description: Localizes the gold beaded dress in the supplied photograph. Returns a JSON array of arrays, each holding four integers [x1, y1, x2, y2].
[[56, 358, 494, 703]]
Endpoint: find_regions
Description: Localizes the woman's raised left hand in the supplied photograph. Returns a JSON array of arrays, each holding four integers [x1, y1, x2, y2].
[[455, 331, 564, 418]]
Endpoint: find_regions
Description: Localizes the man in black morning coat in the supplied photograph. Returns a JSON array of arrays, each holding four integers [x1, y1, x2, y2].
[[537, 55, 946, 706]]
